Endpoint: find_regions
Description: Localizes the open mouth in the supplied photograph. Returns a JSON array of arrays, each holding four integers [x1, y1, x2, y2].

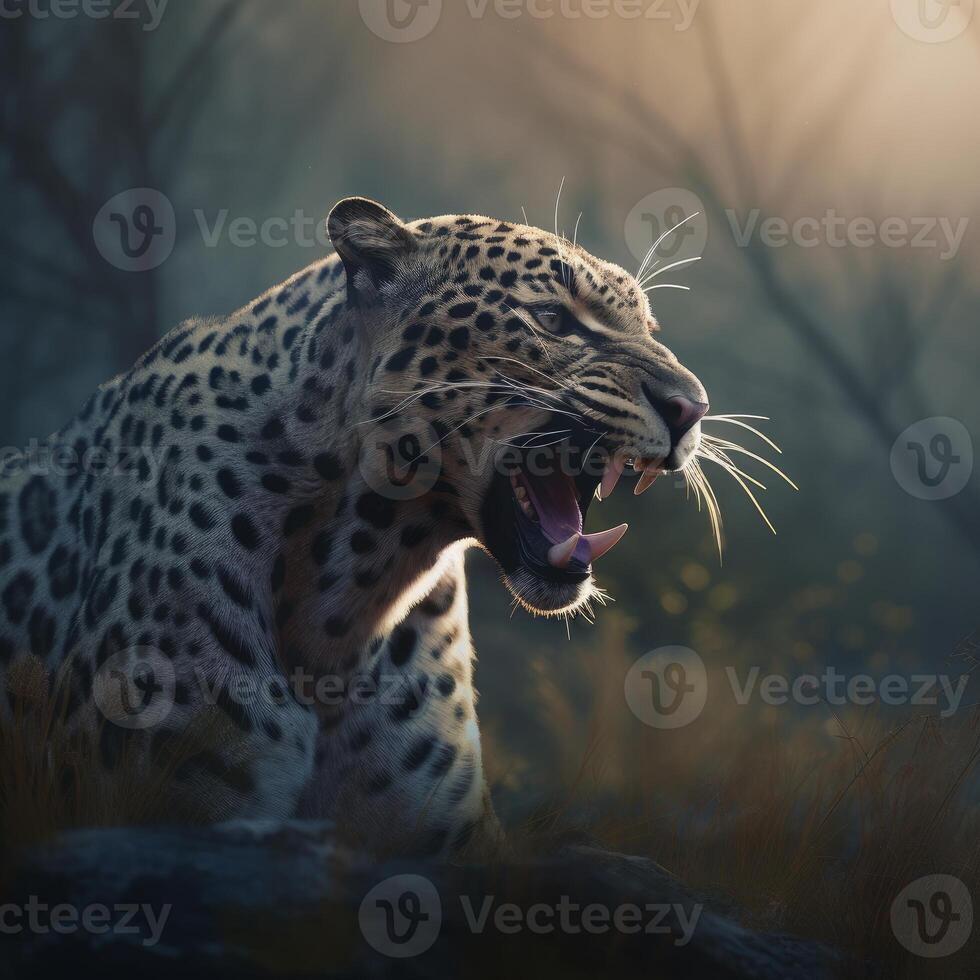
[[481, 423, 665, 594]]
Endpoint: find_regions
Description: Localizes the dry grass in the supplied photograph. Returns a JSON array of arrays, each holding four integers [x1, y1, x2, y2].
[[3, 629, 979, 977], [484, 612, 980, 979], [0, 657, 214, 890]]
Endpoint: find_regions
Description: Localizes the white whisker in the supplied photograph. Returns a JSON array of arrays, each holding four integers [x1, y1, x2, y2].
[[412, 402, 560, 461], [689, 460, 724, 561], [362, 378, 551, 428], [699, 445, 768, 491], [484, 356, 573, 391], [500, 303, 557, 370], [491, 429, 572, 449], [584, 427, 607, 459], [682, 466, 701, 509], [701, 435, 799, 490], [636, 211, 702, 282], [697, 451, 777, 536], [638, 255, 702, 288], [636, 245, 659, 283], [554, 176, 568, 291], [703, 416, 783, 454]]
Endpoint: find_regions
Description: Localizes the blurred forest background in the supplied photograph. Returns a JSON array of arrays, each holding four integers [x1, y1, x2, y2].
[[1, 0, 978, 856]]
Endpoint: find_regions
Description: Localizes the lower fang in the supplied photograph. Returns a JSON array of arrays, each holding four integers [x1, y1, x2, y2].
[[582, 523, 628, 561], [547, 533, 580, 569]]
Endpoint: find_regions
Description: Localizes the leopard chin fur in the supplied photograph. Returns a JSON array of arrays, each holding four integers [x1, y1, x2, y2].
[[0, 198, 707, 856]]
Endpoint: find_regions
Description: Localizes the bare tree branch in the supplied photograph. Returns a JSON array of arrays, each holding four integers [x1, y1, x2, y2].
[[148, 0, 249, 133], [523, 28, 980, 556]]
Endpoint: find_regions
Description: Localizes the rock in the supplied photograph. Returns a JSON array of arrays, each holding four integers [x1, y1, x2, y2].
[[0, 820, 841, 978]]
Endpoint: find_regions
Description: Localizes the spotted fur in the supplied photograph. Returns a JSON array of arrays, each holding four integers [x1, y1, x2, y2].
[[0, 198, 707, 855]]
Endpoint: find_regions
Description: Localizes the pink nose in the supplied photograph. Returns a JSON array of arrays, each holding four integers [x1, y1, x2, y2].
[[662, 395, 708, 441]]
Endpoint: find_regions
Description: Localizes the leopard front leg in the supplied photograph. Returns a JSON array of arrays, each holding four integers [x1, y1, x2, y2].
[[54, 564, 320, 826], [297, 548, 503, 857]]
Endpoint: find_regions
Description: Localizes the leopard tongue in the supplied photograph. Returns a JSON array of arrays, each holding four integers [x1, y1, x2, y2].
[[547, 525, 629, 568], [521, 465, 629, 568]]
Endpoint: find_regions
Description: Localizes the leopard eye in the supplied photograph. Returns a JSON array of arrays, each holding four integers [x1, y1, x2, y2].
[[533, 303, 562, 318], [531, 304, 573, 334]]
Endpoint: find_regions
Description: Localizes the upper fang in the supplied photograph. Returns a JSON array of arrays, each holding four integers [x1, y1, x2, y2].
[[597, 454, 625, 501], [633, 458, 665, 496]]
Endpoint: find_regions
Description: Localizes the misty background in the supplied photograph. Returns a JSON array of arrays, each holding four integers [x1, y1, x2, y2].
[[2, 0, 978, 813]]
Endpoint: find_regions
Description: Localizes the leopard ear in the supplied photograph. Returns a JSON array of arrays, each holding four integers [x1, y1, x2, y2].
[[327, 197, 415, 300]]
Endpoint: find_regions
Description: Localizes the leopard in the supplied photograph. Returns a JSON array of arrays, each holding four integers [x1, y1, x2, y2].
[[0, 198, 708, 857]]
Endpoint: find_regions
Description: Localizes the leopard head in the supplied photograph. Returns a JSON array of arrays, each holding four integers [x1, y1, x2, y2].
[[329, 197, 708, 617]]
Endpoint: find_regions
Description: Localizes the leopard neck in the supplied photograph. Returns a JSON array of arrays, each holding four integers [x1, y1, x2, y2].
[[225, 260, 470, 675]]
